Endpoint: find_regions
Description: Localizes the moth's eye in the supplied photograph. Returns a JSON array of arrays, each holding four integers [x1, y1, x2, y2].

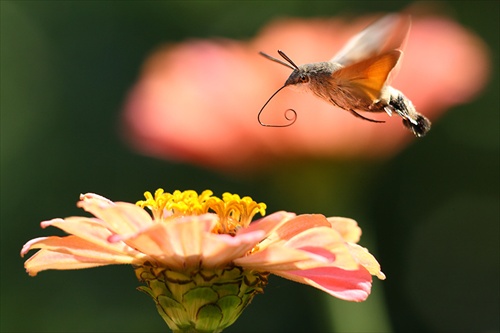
[[300, 74, 309, 83]]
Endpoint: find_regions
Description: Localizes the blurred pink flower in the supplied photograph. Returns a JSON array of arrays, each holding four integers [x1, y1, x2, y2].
[[122, 14, 489, 172]]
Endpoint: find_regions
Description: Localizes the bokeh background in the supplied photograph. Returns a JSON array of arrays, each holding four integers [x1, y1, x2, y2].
[[1, 1, 498, 332]]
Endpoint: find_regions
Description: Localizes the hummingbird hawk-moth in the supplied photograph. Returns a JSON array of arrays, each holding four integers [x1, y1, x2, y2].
[[258, 14, 431, 137]]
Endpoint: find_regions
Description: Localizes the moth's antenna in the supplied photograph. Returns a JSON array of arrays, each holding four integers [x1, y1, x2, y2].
[[258, 85, 297, 127], [259, 50, 299, 70], [277, 50, 299, 69]]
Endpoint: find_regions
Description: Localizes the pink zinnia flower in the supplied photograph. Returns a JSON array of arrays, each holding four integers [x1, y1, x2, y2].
[[122, 14, 489, 172], [21, 189, 384, 332]]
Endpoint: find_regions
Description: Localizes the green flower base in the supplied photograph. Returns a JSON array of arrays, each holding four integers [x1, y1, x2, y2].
[[135, 263, 269, 333]]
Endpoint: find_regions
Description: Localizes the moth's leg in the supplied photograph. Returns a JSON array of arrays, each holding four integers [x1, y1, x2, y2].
[[371, 100, 393, 117], [349, 110, 385, 123]]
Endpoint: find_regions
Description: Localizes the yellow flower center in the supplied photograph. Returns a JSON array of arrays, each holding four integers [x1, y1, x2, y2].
[[136, 189, 267, 234]]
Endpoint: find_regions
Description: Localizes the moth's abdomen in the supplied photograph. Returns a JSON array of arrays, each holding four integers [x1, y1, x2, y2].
[[388, 89, 431, 137], [402, 114, 431, 137]]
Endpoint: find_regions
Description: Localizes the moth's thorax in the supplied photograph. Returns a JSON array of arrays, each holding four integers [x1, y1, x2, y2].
[[288, 62, 366, 110], [300, 62, 340, 76]]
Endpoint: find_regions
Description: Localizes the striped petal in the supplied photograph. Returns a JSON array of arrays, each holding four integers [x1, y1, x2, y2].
[[274, 266, 373, 302], [22, 235, 146, 276]]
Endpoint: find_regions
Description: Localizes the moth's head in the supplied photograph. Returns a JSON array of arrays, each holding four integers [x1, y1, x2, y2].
[[284, 67, 310, 86], [260, 50, 318, 87]]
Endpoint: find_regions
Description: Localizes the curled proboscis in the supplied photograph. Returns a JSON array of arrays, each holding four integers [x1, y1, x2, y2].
[[257, 85, 297, 127]]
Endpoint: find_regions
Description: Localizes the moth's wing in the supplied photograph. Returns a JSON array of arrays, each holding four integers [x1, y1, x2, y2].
[[331, 14, 411, 69], [332, 50, 401, 102]]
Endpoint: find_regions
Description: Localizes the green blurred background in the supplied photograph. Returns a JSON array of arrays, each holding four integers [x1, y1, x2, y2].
[[1, 1, 498, 332]]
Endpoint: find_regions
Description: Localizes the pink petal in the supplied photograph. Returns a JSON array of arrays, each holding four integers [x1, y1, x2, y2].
[[79, 193, 114, 206], [78, 198, 154, 235], [201, 230, 267, 267], [284, 226, 344, 249], [238, 211, 296, 237], [236, 216, 364, 271], [24, 250, 112, 277], [347, 243, 386, 280], [327, 217, 361, 243], [234, 245, 325, 270], [283, 227, 361, 271], [21, 237, 50, 257], [274, 266, 373, 301], [22, 235, 146, 276], [201, 212, 301, 267], [117, 214, 268, 268], [110, 214, 217, 268], [40, 217, 139, 256], [271, 214, 331, 241]]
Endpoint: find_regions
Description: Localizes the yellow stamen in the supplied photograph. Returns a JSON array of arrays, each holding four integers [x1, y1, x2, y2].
[[137, 189, 267, 234]]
